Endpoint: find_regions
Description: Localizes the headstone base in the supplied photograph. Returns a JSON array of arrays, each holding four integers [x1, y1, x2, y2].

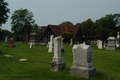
[[50, 62, 66, 72], [0, 49, 2, 54], [28, 42, 40, 45], [6, 44, 16, 47], [106, 45, 116, 50], [70, 65, 96, 78]]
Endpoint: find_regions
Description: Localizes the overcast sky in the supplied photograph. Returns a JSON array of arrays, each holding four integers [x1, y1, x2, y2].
[[1, 0, 120, 31]]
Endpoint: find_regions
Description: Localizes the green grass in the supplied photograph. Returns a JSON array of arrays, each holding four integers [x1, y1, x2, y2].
[[0, 42, 120, 80]]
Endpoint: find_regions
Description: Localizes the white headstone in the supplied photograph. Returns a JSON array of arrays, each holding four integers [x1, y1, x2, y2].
[[29, 43, 32, 48], [96, 40, 100, 46], [50, 37, 66, 72], [98, 41, 102, 49], [5, 36, 8, 42], [4, 55, 13, 57], [70, 44, 96, 78], [19, 59, 27, 61], [48, 35, 54, 52]]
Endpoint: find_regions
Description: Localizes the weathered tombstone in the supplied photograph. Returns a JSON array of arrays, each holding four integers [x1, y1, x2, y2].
[[0, 49, 2, 54], [98, 40, 102, 49], [29, 33, 39, 45], [70, 44, 96, 78], [50, 37, 66, 72], [5, 35, 8, 42], [106, 37, 116, 50], [59, 36, 64, 52], [117, 32, 120, 47], [6, 38, 16, 47], [29, 43, 32, 48], [96, 40, 100, 46], [70, 38, 73, 46], [48, 35, 54, 52]]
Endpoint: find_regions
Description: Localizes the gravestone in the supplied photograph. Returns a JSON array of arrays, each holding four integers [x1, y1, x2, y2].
[[48, 35, 54, 52], [29, 43, 32, 48], [106, 37, 116, 50], [0, 49, 2, 54], [6, 38, 16, 47], [117, 32, 120, 47], [70, 44, 96, 78], [4, 55, 13, 57], [5, 36, 8, 42], [59, 36, 64, 52], [50, 37, 66, 72], [19, 59, 27, 61], [29, 33, 39, 45], [98, 40, 102, 49], [70, 38, 73, 45], [96, 40, 100, 46]]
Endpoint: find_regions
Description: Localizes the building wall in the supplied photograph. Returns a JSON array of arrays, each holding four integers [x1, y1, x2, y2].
[[40, 27, 57, 43], [23, 32, 30, 42]]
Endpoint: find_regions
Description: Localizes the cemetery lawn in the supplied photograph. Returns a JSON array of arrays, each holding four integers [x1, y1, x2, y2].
[[0, 42, 120, 80]]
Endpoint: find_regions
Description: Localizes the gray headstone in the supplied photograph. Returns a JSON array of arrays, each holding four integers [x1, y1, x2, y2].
[[106, 37, 116, 50], [29, 33, 39, 45], [70, 44, 96, 78], [50, 37, 66, 72]]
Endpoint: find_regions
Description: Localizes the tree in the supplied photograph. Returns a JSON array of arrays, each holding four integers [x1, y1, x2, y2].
[[60, 32, 73, 43], [82, 19, 93, 37], [0, 0, 10, 27], [0, 29, 13, 40], [59, 21, 73, 26], [31, 24, 40, 33], [11, 8, 35, 40]]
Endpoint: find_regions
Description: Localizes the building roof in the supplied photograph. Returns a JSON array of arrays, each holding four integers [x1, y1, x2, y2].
[[49, 25, 62, 36], [41, 26, 46, 31], [68, 25, 81, 38], [40, 24, 81, 38]]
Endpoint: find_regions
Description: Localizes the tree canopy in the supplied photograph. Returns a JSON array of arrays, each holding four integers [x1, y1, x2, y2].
[[11, 8, 35, 40], [59, 21, 73, 26], [0, 0, 10, 27], [60, 32, 73, 43], [81, 13, 120, 40]]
